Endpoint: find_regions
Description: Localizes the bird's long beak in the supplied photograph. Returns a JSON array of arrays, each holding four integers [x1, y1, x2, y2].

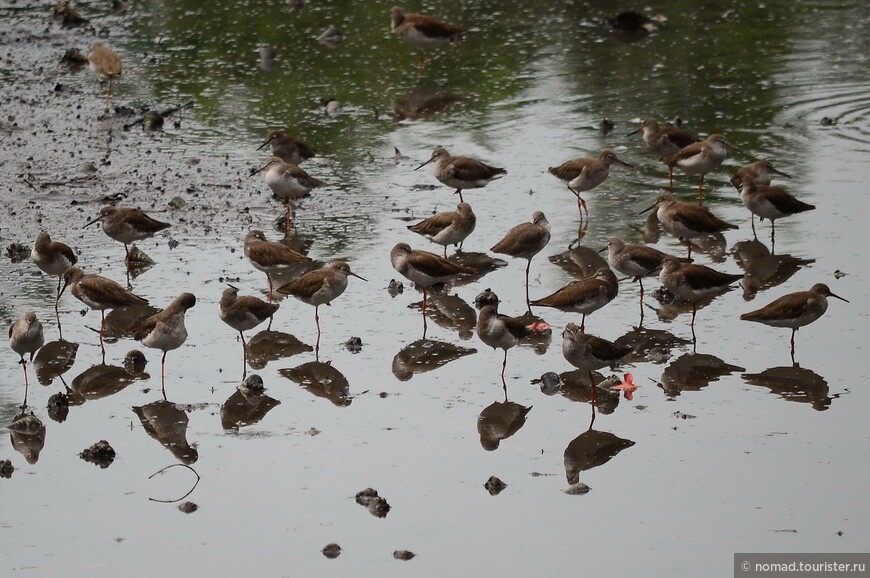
[[616, 158, 634, 168], [723, 140, 745, 155], [414, 155, 434, 171], [771, 167, 791, 179], [83, 215, 103, 228], [228, 284, 238, 291], [58, 279, 70, 298], [639, 200, 658, 215], [830, 292, 849, 303], [597, 246, 607, 254], [350, 272, 368, 282], [626, 125, 643, 137], [250, 163, 269, 178], [256, 138, 272, 151]]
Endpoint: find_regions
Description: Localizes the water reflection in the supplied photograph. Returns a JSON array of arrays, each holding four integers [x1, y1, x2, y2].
[[132, 400, 198, 464], [558, 371, 621, 415], [548, 246, 609, 280], [9, 412, 47, 464], [731, 239, 814, 301], [742, 366, 832, 411], [391, 85, 463, 122], [477, 399, 532, 451], [279, 360, 351, 407], [220, 375, 281, 429], [659, 353, 745, 397], [33, 339, 79, 386], [614, 326, 690, 365], [68, 350, 149, 406], [245, 330, 313, 370], [391, 338, 476, 381], [100, 306, 160, 342], [425, 288, 476, 340], [564, 423, 635, 485]]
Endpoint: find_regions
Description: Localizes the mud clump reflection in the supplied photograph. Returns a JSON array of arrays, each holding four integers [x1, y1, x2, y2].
[[321, 543, 341, 559], [80, 440, 116, 468], [484, 475, 507, 495], [355, 488, 391, 518], [0, 459, 13, 479]]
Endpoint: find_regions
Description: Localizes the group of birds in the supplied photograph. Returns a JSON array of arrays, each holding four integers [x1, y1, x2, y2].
[[8, 5, 848, 417]]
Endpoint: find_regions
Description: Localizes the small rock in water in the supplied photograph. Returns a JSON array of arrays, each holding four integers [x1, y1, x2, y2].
[[563, 483, 591, 495], [833, 269, 846, 279], [168, 196, 187, 210], [538, 371, 562, 395], [393, 550, 416, 561], [79, 440, 116, 468], [0, 459, 13, 479], [387, 279, 404, 297], [321, 543, 341, 559], [484, 475, 507, 495], [598, 118, 615, 135], [6, 243, 29, 263], [473, 288, 499, 309], [47, 391, 70, 423], [819, 116, 836, 126], [355, 488, 390, 518], [178, 501, 198, 514]]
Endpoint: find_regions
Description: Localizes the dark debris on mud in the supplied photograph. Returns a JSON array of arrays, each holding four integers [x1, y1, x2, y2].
[[79, 439, 116, 468]]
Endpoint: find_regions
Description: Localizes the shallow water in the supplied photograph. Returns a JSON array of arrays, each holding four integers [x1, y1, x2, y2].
[[1, 0, 869, 576]]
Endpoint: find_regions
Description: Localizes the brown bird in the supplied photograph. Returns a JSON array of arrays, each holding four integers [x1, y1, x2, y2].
[[740, 284, 848, 360], [659, 258, 743, 342], [9, 312, 44, 404], [390, 242, 475, 321], [407, 201, 476, 256], [738, 175, 815, 243], [663, 134, 740, 202], [490, 211, 551, 306], [640, 192, 738, 259], [59, 267, 149, 340], [88, 42, 122, 112], [390, 6, 464, 75], [476, 303, 537, 384], [628, 117, 698, 158], [219, 285, 280, 377], [415, 147, 506, 202], [729, 159, 790, 191], [276, 261, 367, 337], [134, 293, 196, 393], [548, 150, 632, 216], [84, 205, 170, 274], [252, 157, 326, 232], [531, 267, 618, 332], [31, 231, 78, 305], [243, 230, 312, 301], [561, 322, 632, 404], [257, 129, 316, 165]]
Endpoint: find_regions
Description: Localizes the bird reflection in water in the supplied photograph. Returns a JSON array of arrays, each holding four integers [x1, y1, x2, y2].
[[390, 85, 463, 122], [279, 360, 353, 407], [425, 286, 476, 340], [614, 326, 690, 366], [221, 374, 281, 429], [132, 400, 198, 464], [658, 353, 744, 397], [244, 330, 313, 370], [33, 339, 79, 386], [558, 370, 621, 415], [68, 350, 149, 406], [742, 366, 835, 411], [731, 239, 814, 301], [548, 245, 609, 281], [391, 338, 476, 381], [563, 408, 635, 486], [477, 398, 532, 451], [9, 411, 46, 464]]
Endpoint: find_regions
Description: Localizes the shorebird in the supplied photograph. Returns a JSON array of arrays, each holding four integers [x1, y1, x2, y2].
[[9, 312, 44, 402], [476, 303, 536, 383], [531, 267, 618, 332], [602, 236, 688, 311], [390, 242, 475, 322], [31, 232, 77, 305], [663, 133, 739, 202], [276, 261, 366, 336], [659, 257, 743, 341], [628, 117, 698, 158], [415, 147, 506, 202], [134, 293, 196, 392], [59, 267, 149, 340], [84, 205, 170, 273], [88, 42, 122, 112], [407, 202, 476, 256], [740, 283, 848, 359], [490, 211, 551, 305], [219, 285, 280, 377], [252, 156, 325, 232], [243, 230, 312, 301], [561, 322, 631, 403], [640, 192, 737, 259], [548, 150, 632, 216], [390, 6, 464, 74], [257, 129, 315, 165], [729, 159, 790, 190], [737, 174, 814, 242]]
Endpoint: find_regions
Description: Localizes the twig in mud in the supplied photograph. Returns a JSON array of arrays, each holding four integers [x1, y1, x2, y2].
[[147, 463, 201, 503], [22, 177, 39, 193]]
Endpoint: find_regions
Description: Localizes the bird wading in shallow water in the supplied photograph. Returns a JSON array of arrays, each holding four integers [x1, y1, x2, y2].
[[415, 147, 506, 203], [134, 293, 196, 396], [390, 6, 464, 75]]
